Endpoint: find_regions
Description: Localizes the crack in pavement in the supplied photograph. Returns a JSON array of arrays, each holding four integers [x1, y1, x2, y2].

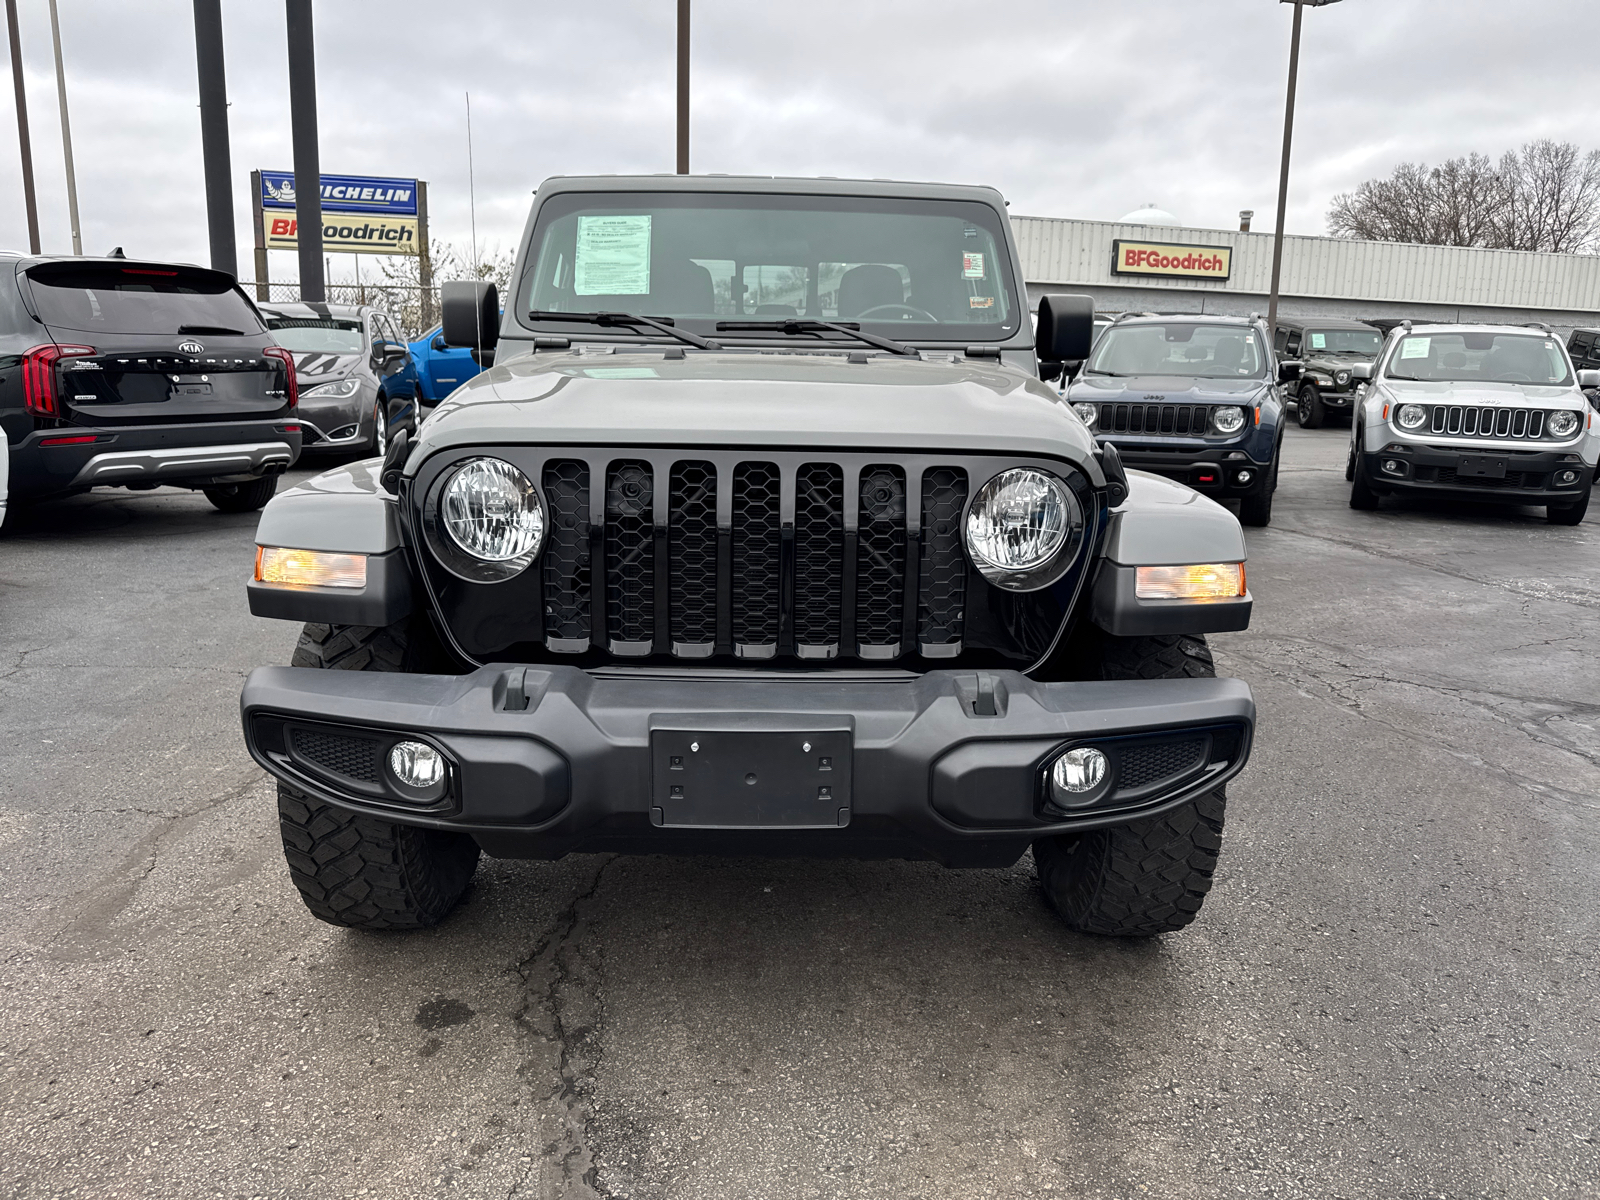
[[508, 856, 618, 1200]]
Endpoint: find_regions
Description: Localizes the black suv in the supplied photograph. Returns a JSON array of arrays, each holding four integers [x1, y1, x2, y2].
[[1273, 317, 1383, 428], [0, 254, 300, 513]]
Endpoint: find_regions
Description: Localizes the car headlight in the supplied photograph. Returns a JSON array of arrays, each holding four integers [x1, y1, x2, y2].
[[964, 467, 1083, 591], [1335, 370, 1350, 385], [301, 376, 361, 399], [1396, 403, 1429, 431], [1211, 405, 1246, 435], [1547, 409, 1581, 437], [1071, 401, 1098, 429], [430, 457, 544, 580]]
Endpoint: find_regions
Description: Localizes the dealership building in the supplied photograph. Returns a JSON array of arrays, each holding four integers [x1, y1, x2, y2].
[[1014, 209, 1600, 336]]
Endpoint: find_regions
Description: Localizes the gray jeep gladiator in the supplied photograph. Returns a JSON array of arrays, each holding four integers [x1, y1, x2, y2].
[[240, 175, 1256, 937]]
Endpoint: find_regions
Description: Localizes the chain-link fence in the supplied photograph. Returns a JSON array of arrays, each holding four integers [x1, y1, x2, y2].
[[242, 282, 441, 341]]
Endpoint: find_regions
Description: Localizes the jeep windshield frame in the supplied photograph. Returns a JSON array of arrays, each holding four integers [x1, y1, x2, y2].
[[516, 191, 1022, 345]]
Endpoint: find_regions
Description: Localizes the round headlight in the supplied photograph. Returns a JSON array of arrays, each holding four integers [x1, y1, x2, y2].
[[1071, 401, 1098, 429], [1396, 403, 1429, 431], [965, 467, 1082, 591], [1211, 405, 1246, 435], [440, 457, 544, 569], [1547, 409, 1580, 437], [1335, 370, 1351, 385]]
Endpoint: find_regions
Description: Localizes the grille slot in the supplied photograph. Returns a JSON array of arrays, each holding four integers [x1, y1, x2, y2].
[[1428, 405, 1549, 439], [856, 465, 907, 655], [732, 462, 781, 654], [604, 461, 654, 653], [542, 460, 591, 649], [794, 463, 845, 655], [1100, 403, 1208, 435], [1118, 739, 1206, 791], [918, 467, 967, 652], [668, 461, 718, 652], [291, 728, 381, 783]]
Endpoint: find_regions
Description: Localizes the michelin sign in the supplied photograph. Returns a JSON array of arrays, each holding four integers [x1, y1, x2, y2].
[[260, 171, 419, 255]]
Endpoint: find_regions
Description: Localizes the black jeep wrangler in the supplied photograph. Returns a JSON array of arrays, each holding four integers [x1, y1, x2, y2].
[[1274, 316, 1383, 429], [240, 176, 1257, 938]]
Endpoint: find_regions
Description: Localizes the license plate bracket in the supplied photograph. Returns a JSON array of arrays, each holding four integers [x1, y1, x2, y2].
[[651, 726, 852, 829], [1458, 455, 1507, 479]]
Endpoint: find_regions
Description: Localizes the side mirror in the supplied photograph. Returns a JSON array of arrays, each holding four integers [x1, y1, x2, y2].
[[1277, 359, 1303, 383], [1577, 369, 1600, 388], [441, 280, 500, 352], [1062, 359, 1084, 381], [1034, 294, 1095, 363], [430, 335, 447, 352], [382, 340, 407, 361], [1037, 361, 1063, 383], [1350, 362, 1374, 381]]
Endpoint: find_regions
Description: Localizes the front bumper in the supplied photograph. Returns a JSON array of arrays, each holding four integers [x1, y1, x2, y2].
[[1100, 438, 1274, 497], [1360, 445, 1594, 502], [241, 665, 1255, 868], [10, 420, 301, 498], [297, 389, 370, 448]]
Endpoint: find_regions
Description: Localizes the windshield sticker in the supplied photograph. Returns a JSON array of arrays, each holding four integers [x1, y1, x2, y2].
[[962, 252, 986, 279], [1399, 336, 1431, 360], [969, 296, 994, 309], [575, 214, 651, 296], [1309, 332, 1326, 349]]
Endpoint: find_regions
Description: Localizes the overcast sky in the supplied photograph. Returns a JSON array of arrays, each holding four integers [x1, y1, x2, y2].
[[0, 0, 1593, 281]]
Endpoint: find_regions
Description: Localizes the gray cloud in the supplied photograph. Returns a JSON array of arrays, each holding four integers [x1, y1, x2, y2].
[[1, 0, 1593, 279]]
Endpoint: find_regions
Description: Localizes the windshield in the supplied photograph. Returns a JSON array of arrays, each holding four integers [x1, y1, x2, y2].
[[264, 316, 366, 355], [25, 264, 264, 336], [521, 192, 1019, 341], [1384, 332, 1572, 385], [1305, 328, 1381, 356], [1087, 323, 1267, 379]]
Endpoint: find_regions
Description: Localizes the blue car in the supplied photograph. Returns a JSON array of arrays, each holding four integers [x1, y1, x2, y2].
[[398, 322, 484, 406]]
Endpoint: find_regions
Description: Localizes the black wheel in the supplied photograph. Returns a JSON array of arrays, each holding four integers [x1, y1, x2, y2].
[[1237, 453, 1278, 527], [1296, 384, 1325, 429], [368, 397, 388, 458], [1547, 488, 1590, 525], [1344, 445, 1356, 481], [1034, 632, 1227, 937], [1349, 447, 1381, 510], [203, 474, 278, 513], [277, 618, 478, 930]]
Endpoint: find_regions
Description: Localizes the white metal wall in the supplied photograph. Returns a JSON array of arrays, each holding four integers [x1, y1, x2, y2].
[[1013, 216, 1600, 313]]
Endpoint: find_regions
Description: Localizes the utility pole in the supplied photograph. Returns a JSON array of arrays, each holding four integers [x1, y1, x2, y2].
[[194, 0, 236, 276], [1266, 0, 1340, 332], [286, 0, 323, 301], [4, 0, 40, 253], [676, 0, 689, 174], [47, 0, 78, 254]]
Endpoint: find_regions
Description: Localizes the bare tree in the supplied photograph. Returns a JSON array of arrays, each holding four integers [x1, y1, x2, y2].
[[1327, 141, 1600, 254], [372, 240, 515, 336]]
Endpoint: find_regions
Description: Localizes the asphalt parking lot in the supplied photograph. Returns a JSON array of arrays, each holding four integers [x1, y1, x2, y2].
[[1, 427, 1596, 1200]]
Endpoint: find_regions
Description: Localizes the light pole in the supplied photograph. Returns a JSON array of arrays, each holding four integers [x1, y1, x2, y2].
[[1266, 0, 1341, 333], [4, 0, 39, 254], [47, 0, 79, 255], [195, 0, 236, 276], [676, 0, 689, 174]]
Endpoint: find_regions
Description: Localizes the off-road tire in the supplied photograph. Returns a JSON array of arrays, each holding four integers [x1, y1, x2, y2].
[[1237, 454, 1277, 527], [1547, 488, 1590, 525], [1296, 384, 1325, 429], [278, 618, 479, 929], [1349, 448, 1381, 510], [203, 474, 278, 513], [1034, 632, 1227, 937]]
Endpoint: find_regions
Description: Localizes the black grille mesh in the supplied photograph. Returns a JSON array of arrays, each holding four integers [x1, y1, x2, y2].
[[794, 463, 845, 648], [732, 462, 781, 647], [291, 728, 380, 783], [918, 467, 967, 647], [1118, 739, 1205, 790], [856, 465, 907, 648], [668, 461, 718, 646], [604, 461, 654, 645], [542, 460, 591, 643]]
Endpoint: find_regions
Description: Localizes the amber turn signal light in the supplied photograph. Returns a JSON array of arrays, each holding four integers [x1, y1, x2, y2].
[[1135, 563, 1246, 601], [255, 546, 367, 589]]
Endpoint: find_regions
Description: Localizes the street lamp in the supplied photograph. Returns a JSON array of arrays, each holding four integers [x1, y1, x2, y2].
[[1266, 0, 1341, 334]]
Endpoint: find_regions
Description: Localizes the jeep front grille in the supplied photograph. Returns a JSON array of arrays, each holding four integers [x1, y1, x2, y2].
[[1098, 403, 1211, 436], [1425, 405, 1548, 439]]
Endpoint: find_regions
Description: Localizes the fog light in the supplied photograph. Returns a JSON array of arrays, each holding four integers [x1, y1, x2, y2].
[[1556, 469, 1579, 486], [1235, 469, 1253, 485], [1382, 458, 1405, 475], [255, 546, 367, 589], [389, 741, 444, 789], [1050, 747, 1108, 807]]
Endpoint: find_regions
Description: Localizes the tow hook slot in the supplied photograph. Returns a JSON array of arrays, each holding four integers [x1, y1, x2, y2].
[[960, 672, 1009, 718], [502, 667, 531, 711]]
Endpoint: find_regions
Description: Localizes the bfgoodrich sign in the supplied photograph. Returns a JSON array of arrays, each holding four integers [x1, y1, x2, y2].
[[1111, 239, 1232, 281], [258, 171, 421, 256]]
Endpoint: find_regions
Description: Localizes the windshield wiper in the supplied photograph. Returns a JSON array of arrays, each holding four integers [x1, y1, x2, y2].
[[178, 324, 245, 335], [1085, 369, 1127, 376], [528, 309, 720, 350], [715, 318, 918, 357]]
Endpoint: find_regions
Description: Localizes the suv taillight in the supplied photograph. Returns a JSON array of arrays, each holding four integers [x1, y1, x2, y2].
[[263, 345, 298, 410], [21, 344, 95, 417]]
